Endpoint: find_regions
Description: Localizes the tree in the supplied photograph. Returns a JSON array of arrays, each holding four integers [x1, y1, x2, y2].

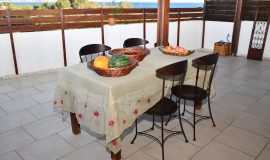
[[119, 1, 132, 8], [73, 0, 99, 9], [55, 0, 71, 9], [42, 2, 50, 9]]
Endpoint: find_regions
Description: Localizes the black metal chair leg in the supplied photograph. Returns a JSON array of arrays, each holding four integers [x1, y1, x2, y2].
[[151, 115, 155, 130], [182, 100, 186, 116], [161, 115, 165, 160], [193, 103, 196, 141], [165, 114, 171, 126], [178, 107, 188, 143], [131, 119, 138, 144], [208, 96, 216, 127]]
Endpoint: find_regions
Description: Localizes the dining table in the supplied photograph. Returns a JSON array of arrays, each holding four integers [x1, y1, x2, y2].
[[53, 47, 214, 160]]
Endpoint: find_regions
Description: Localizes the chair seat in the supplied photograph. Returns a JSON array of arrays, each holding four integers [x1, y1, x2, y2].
[[145, 97, 178, 116], [171, 85, 208, 101]]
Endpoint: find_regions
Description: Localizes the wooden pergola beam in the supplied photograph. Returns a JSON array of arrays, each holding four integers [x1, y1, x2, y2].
[[157, 0, 170, 46], [231, 0, 244, 55]]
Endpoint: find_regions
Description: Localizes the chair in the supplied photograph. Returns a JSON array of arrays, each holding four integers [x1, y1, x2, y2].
[[131, 60, 188, 160], [123, 38, 149, 48], [79, 44, 111, 63], [167, 53, 219, 141]]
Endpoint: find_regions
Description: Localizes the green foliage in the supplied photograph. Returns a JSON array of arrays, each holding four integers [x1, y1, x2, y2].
[[0, 0, 132, 10], [0, 3, 33, 10], [55, 0, 71, 9], [119, 1, 132, 8], [73, 0, 99, 9]]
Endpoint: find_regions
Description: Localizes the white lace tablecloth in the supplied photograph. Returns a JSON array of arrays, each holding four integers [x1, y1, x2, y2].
[[54, 48, 213, 154]]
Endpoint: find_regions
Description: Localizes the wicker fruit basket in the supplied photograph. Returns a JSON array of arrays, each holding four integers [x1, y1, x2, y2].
[[159, 46, 194, 56], [88, 58, 138, 77], [108, 48, 150, 61]]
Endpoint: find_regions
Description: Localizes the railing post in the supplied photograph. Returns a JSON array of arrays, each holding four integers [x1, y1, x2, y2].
[[177, 8, 181, 46], [101, 8, 105, 45], [60, 9, 67, 66], [143, 9, 146, 48], [6, 10, 19, 75], [202, 0, 206, 48], [157, 0, 170, 46]]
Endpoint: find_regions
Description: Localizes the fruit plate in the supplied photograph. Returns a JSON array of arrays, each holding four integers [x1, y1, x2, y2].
[[87, 58, 138, 77], [108, 48, 150, 61], [159, 46, 195, 56]]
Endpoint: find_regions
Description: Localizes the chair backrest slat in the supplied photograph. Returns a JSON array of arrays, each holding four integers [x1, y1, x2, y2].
[[156, 60, 188, 99], [123, 38, 149, 48], [192, 53, 219, 97], [79, 44, 111, 63]]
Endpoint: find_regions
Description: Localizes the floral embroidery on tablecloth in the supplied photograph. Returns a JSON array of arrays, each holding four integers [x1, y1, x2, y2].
[[94, 111, 99, 117], [78, 113, 83, 119], [109, 120, 114, 126]]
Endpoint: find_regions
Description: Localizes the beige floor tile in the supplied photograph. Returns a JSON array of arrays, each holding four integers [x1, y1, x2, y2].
[[30, 90, 55, 104], [0, 94, 11, 104], [6, 87, 40, 100], [0, 151, 23, 160], [233, 113, 270, 138], [235, 85, 269, 98], [9, 78, 39, 89], [266, 142, 270, 150], [201, 108, 236, 131], [34, 73, 58, 83], [215, 126, 268, 157], [0, 127, 34, 155], [191, 141, 255, 160], [0, 108, 6, 117], [217, 91, 259, 107], [58, 142, 110, 160], [17, 135, 75, 160], [175, 122, 220, 148], [58, 128, 97, 149], [23, 115, 69, 140], [0, 111, 37, 133], [245, 103, 270, 120], [33, 81, 56, 92], [0, 85, 16, 93], [0, 97, 38, 114], [143, 136, 200, 160], [257, 149, 270, 160], [125, 151, 156, 160], [257, 93, 270, 106], [27, 102, 55, 119]]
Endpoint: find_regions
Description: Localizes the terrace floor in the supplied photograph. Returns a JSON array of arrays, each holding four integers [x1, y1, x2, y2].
[[1, 54, 270, 160]]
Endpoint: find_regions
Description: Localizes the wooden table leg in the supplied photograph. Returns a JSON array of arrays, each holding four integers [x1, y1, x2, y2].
[[70, 113, 81, 135], [111, 151, 121, 160], [195, 100, 202, 110]]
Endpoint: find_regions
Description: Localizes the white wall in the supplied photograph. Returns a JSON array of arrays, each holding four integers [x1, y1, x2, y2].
[[14, 31, 64, 74], [0, 34, 15, 77], [65, 28, 102, 66], [1, 20, 269, 78], [204, 21, 234, 50], [179, 21, 203, 50], [238, 21, 270, 58], [238, 21, 253, 57]]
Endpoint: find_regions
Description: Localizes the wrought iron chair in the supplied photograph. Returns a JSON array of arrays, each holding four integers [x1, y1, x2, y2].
[[79, 44, 111, 63], [131, 60, 188, 160], [166, 53, 219, 141], [123, 38, 149, 48]]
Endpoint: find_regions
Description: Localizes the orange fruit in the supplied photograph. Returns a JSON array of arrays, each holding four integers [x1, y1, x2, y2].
[[93, 56, 109, 69]]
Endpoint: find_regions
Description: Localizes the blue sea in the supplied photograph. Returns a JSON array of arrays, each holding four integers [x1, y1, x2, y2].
[[7, 2, 203, 8]]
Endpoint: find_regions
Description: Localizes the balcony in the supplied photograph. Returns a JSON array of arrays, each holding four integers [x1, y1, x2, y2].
[[0, 1, 270, 160]]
